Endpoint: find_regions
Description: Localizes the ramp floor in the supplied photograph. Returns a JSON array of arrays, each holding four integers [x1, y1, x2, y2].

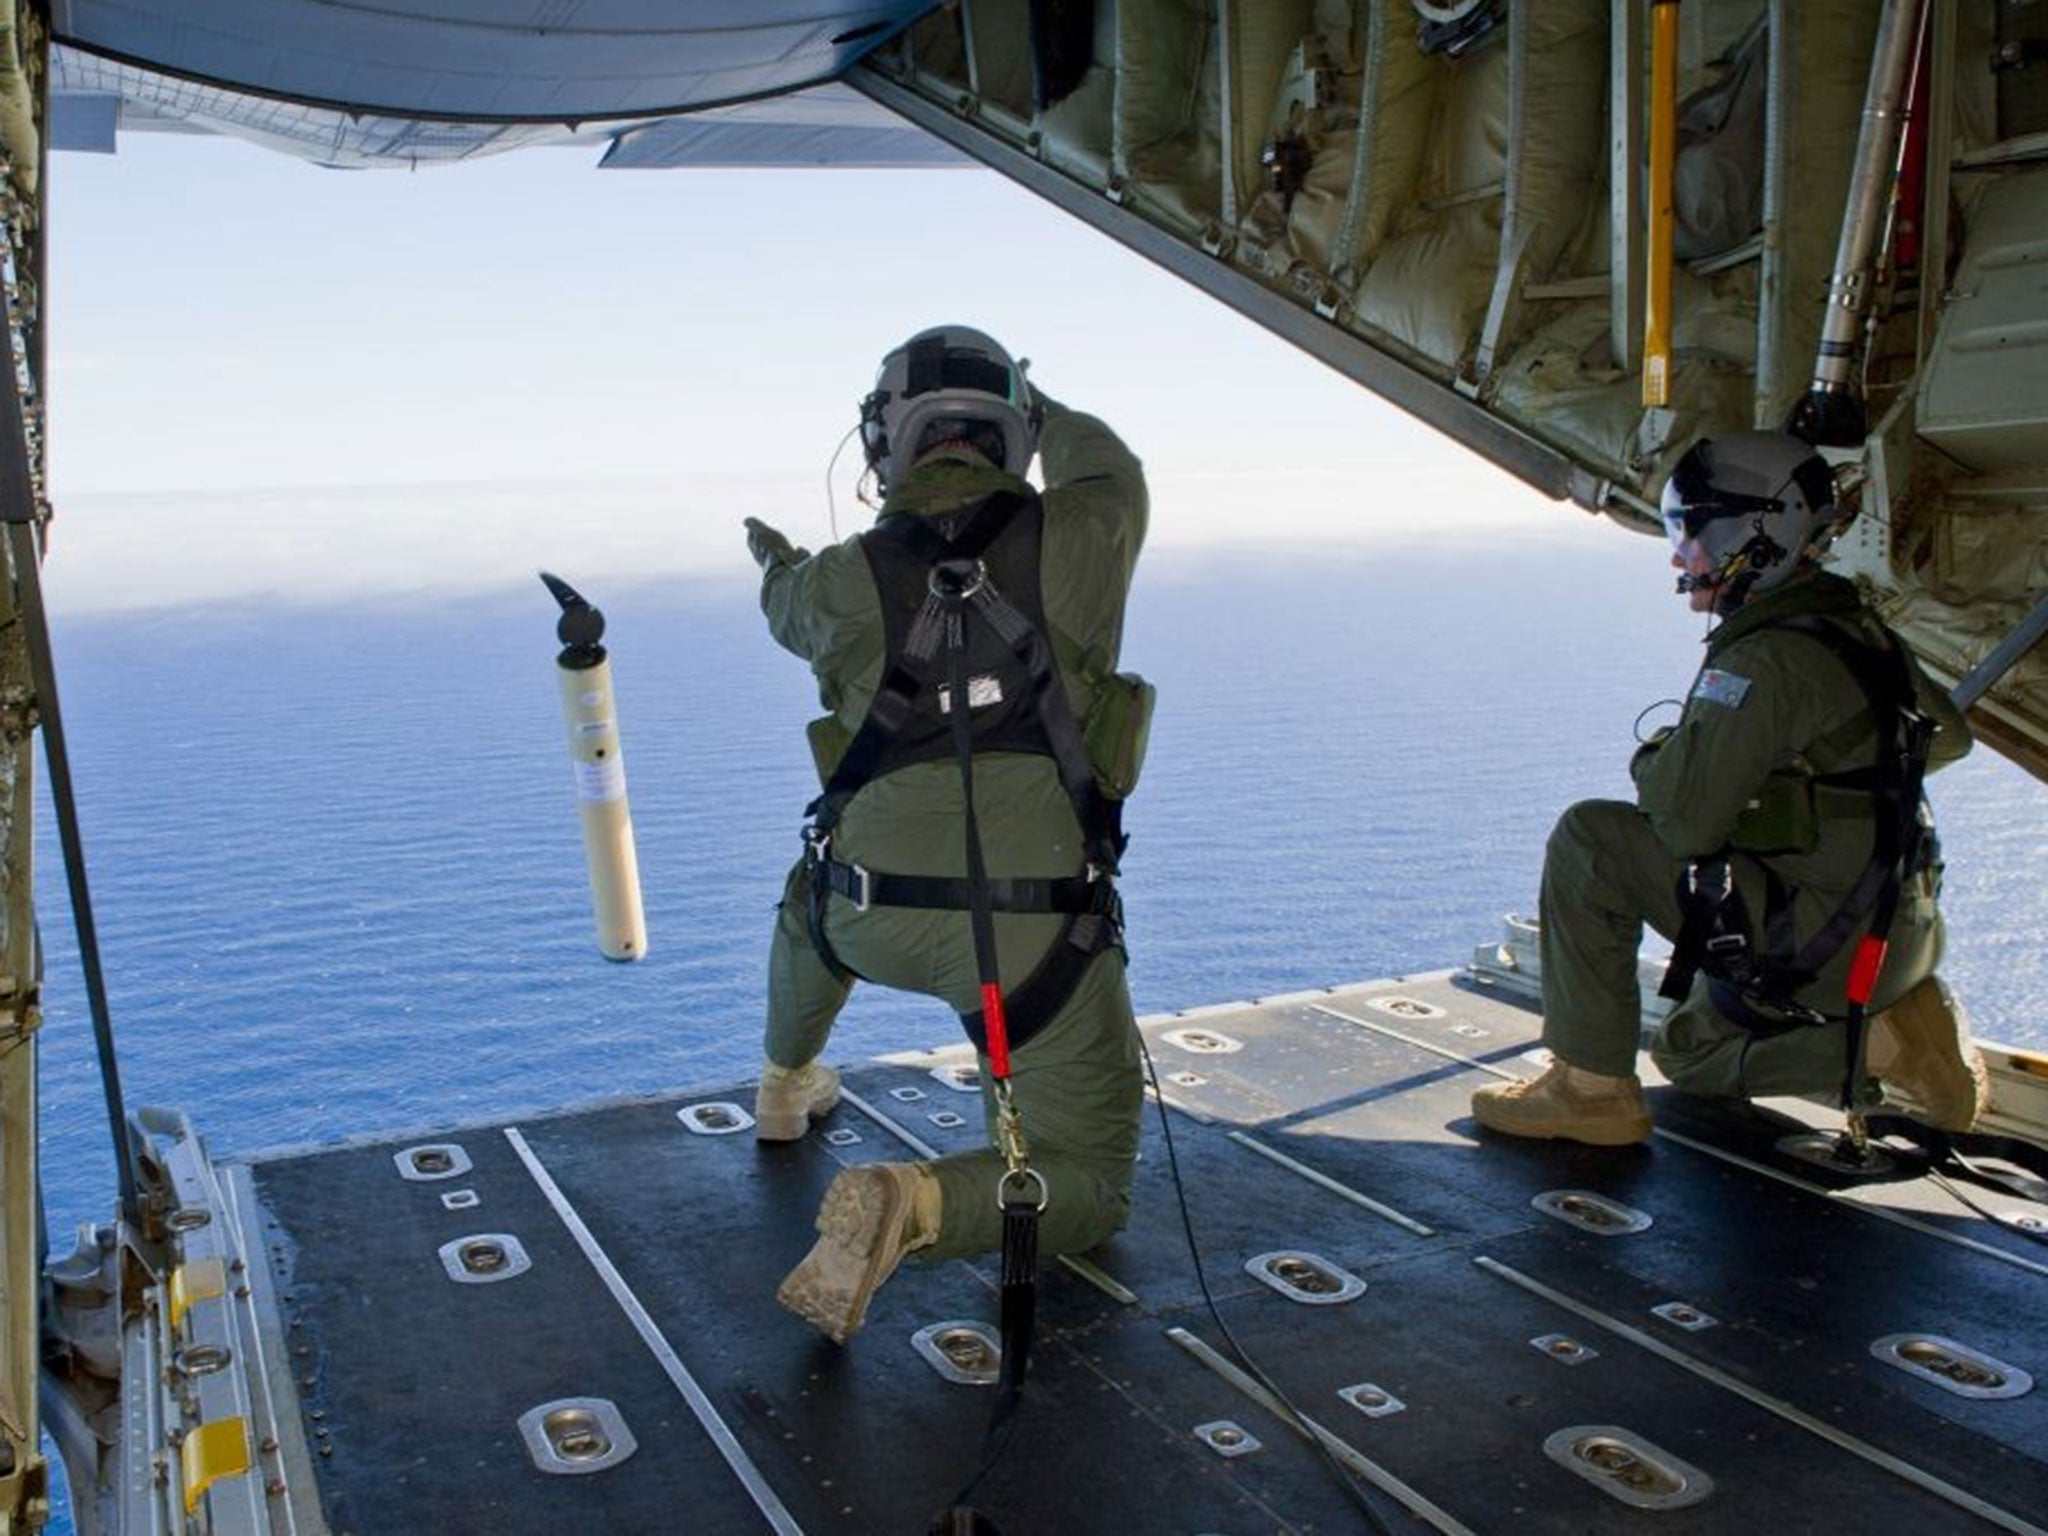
[[239, 972, 2048, 1534]]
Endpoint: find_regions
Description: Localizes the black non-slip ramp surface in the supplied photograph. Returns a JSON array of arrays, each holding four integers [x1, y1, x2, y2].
[[243, 971, 2048, 1535]]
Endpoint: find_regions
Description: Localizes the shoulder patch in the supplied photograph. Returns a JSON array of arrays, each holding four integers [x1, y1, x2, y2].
[[1692, 669, 1752, 709]]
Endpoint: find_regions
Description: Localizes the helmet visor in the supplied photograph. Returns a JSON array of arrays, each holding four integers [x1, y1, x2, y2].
[[903, 334, 1018, 403], [1661, 441, 1785, 549]]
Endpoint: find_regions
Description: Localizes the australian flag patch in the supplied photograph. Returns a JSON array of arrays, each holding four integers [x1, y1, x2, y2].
[[1692, 669, 1752, 708]]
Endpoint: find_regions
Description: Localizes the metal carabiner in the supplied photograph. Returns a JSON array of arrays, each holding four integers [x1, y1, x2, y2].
[[996, 1165, 1050, 1213]]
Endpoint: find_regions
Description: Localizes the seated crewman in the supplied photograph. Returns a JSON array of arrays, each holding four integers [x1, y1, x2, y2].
[[743, 325, 1152, 1341], [1473, 430, 1984, 1146]]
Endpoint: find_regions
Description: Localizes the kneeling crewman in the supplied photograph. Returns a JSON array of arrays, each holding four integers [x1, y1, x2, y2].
[[746, 325, 1152, 1340], [1474, 431, 1982, 1146]]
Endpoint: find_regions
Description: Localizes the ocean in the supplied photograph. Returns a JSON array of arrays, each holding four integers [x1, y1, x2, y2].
[[30, 533, 2048, 1526]]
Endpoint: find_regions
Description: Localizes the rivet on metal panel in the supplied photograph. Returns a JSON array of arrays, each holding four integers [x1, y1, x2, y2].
[[166, 1208, 212, 1233], [890, 1086, 929, 1103], [824, 1128, 863, 1147], [1193, 1420, 1261, 1457], [928, 1111, 967, 1130], [1531, 1189, 1653, 1235], [1339, 1383, 1406, 1418], [1366, 995, 1446, 1020], [1531, 1333, 1598, 1365], [1449, 1023, 1487, 1039], [912, 1321, 1002, 1386], [1650, 1301, 1718, 1332], [1871, 1334, 2033, 1399], [1168, 1071, 1207, 1087], [677, 1102, 755, 1136], [440, 1189, 479, 1212], [1163, 1028, 1243, 1055], [1245, 1250, 1367, 1306]]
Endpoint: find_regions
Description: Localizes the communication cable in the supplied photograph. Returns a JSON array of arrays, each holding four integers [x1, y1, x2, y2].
[[1137, 1029, 1401, 1535], [822, 422, 862, 543]]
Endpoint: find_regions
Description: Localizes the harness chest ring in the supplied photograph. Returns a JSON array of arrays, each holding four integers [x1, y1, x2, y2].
[[929, 557, 988, 601]]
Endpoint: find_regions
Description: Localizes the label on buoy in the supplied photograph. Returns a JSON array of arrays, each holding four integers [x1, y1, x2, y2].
[[574, 758, 627, 804]]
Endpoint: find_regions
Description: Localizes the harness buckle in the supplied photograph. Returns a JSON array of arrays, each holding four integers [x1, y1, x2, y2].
[[849, 862, 872, 912], [1704, 933, 1749, 959]]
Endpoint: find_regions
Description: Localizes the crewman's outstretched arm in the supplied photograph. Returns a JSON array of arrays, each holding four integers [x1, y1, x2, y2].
[[1033, 391, 1148, 580]]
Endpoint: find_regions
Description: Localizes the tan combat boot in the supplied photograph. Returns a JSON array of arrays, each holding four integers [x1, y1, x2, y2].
[[777, 1162, 940, 1343], [1866, 975, 1988, 1132], [755, 1061, 841, 1142], [1471, 1059, 1653, 1146]]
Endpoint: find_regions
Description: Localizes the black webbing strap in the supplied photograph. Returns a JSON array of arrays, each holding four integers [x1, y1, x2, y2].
[[813, 855, 1115, 916], [800, 843, 856, 985], [1863, 1114, 2048, 1197], [993, 1189, 1040, 1422], [940, 567, 1047, 1482], [806, 494, 1031, 839], [959, 912, 1118, 1056], [1660, 856, 1743, 1002], [942, 584, 1009, 1041], [964, 578, 1124, 872]]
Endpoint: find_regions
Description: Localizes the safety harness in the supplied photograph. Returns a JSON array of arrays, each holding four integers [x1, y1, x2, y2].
[[1659, 614, 1937, 1110], [801, 488, 1131, 1502], [800, 488, 1128, 1050]]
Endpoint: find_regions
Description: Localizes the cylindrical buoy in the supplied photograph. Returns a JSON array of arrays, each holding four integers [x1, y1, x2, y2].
[[541, 572, 647, 961]]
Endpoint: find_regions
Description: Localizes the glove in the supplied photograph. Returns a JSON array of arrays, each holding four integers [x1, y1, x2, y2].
[[744, 518, 805, 572]]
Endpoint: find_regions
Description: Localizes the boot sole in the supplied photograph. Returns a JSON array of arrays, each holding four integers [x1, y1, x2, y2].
[[776, 1170, 907, 1343]]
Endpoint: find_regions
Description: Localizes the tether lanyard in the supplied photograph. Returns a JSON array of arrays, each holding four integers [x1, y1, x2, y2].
[[933, 559, 1045, 1482]]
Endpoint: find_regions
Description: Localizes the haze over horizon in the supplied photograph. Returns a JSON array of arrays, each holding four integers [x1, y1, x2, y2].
[[43, 134, 1619, 614]]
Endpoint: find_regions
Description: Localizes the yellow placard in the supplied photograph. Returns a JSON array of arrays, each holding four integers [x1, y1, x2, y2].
[[181, 1417, 252, 1515], [168, 1257, 227, 1332]]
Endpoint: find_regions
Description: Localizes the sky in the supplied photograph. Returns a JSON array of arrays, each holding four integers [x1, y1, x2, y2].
[[41, 131, 1623, 613]]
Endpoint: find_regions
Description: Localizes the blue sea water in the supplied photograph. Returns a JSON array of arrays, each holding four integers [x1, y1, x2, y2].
[[30, 536, 2048, 1525]]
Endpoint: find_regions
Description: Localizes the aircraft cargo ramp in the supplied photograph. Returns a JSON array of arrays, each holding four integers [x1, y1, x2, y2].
[[154, 969, 2048, 1534]]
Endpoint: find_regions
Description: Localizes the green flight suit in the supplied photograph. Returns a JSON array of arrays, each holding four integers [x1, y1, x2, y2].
[[759, 395, 1148, 1262], [1538, 569, 1971, 1097]]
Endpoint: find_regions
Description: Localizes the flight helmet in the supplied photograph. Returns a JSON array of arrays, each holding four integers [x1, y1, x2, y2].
[[1660, 431, 1838, 607], [859, 326, 1039, 493]]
